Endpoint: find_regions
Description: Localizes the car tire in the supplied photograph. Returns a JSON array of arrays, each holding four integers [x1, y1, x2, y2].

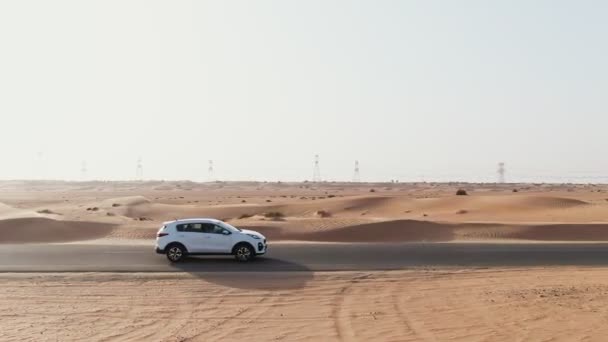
[[166, 244, 186, 263], [234, 244, 254, 262]]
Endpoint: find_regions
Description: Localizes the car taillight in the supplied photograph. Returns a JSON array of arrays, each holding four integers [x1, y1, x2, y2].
[[157, 232, 169, 237]]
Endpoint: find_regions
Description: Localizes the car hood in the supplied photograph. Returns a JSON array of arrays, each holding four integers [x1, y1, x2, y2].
[[240, 229, 266, 240]]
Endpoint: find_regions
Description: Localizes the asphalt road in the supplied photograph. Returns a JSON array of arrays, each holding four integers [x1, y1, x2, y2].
[[2, 242, 608, 272]]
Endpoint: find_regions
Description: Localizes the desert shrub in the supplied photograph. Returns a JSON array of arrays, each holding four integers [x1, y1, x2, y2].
[[112, 203, 121, 207], [456, 209, 468, 215], [370, 189, 376, 193], [315, 210, 332, 218], [512, 189, 519, 193], [37, 209, 56, 214], [456, 189, 468, 196], [238, 213, 253, 219], [327, 195, 336, 198], [264, 211, 284, 219], [106, 212, 115, 216], [266, 199, 272, 203]]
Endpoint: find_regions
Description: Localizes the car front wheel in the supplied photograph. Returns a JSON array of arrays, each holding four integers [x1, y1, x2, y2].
[[166, 245, 186, 263], [234, 244, 254, 262]]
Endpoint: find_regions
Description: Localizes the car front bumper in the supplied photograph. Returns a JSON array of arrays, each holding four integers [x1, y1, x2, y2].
[[257, 242, 268, 255]]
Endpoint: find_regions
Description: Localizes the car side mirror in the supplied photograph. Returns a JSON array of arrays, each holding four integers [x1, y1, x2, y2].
[[222, 230, 231, 235]]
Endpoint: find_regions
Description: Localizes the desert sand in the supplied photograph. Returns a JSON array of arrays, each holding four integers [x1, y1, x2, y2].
[[2, 180, 608, 341], [1, 180, 608, 244], [2, 268, 608, 341]]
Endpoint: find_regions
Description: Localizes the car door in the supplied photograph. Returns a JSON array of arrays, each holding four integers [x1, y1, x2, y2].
[[211, 224, 234, 253], [179, 223, 211, 253], [199, 223, 233, 253]]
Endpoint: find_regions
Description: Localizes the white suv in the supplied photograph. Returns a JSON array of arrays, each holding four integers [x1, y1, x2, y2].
[[155, 218, 267, 262]]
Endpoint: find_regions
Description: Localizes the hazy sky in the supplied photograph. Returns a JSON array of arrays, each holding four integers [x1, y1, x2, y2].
[[1, 1, 607, 182]]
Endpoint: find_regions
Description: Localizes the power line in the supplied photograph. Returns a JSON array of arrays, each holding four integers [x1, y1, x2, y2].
[[353, 160, 360, 182], [313, 155, 321, 182], [136, 158, 143, 180], [208, 160, 215, 182], [497, 162, 506, 183]]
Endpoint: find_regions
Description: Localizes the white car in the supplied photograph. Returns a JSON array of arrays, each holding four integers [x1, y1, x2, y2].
[[155, 218, 267, 262]]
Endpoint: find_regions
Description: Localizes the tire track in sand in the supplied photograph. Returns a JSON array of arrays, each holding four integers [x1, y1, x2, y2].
[[333, 283, 356, 341], [392, 291, 438, 342], [332, 273, 375, 341]]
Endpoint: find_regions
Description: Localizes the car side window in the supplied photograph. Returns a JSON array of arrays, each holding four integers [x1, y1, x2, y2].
[[178, 223, 204, 233], [175, 223, 228, 234], [212, 225, 228, 235], [200, 223, 216, 234], [176, 224, 187, 232]]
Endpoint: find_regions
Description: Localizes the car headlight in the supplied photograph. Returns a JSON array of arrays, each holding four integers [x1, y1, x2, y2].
[[247, 234, 261, 240]]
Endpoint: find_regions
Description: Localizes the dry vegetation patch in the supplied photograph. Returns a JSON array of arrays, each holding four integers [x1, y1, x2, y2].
[[315, 210, 332, 218]]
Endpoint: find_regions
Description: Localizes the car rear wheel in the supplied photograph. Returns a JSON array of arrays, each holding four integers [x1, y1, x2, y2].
[[234, 244, 254, 262], [166, 244, 186, 263]]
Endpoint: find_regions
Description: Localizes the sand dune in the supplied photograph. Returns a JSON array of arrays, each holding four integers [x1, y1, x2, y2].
[[2, 181, 608, 243], [101, 195, 151, 208], [239, 220, 608, 243], [119, 194, 593, 221], [404, 195, 589, 216], [246, 220, 452, 242], [123, 202, 262, 222], [0, 217, 115, 243], [9, 216, 608, 243], [0, 202, 118, 243], [0, 202, 42, 220]]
